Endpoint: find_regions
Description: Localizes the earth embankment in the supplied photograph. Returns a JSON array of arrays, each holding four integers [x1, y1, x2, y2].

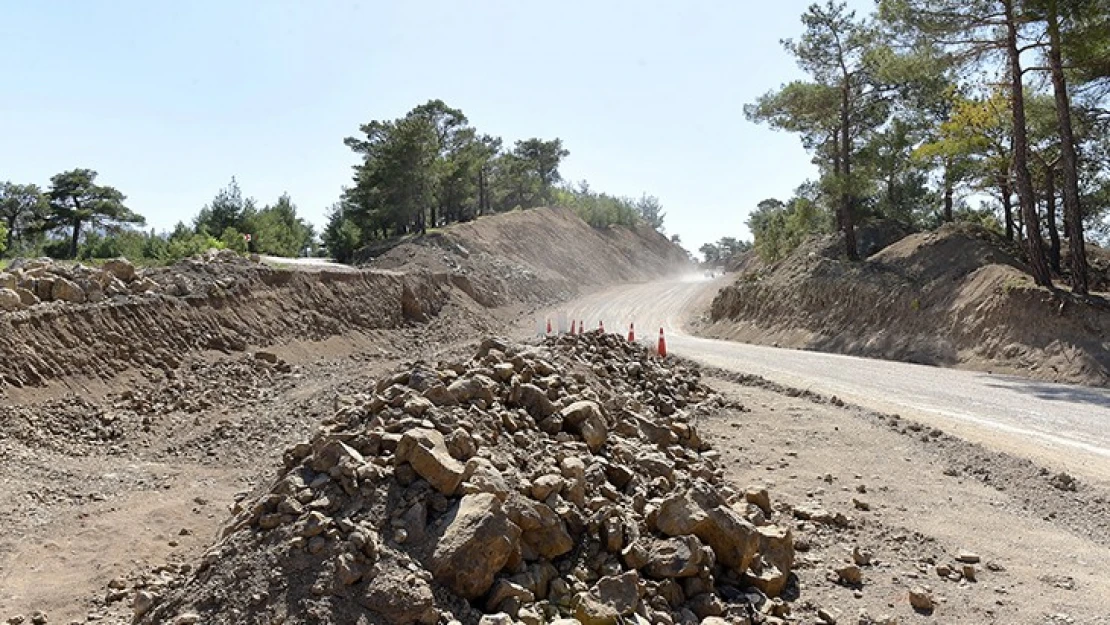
[[0, 207, 689, 391], [703, 224, 1110, 386]]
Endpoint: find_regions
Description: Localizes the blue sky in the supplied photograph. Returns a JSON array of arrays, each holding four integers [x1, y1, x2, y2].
[[0, 0, 873, 255]]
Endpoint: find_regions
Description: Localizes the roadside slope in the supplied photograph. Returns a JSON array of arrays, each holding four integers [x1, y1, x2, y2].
[[702, 224, 1110, 386], [0, 208, 688, 391]]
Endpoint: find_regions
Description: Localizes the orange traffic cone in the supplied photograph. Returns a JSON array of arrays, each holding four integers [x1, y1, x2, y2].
[[570, 320, 577, 335], [657, 327, 667, 358], [628, 323, 635, 342], [546, 319, 552, 335], [599, 320, 605, 334]]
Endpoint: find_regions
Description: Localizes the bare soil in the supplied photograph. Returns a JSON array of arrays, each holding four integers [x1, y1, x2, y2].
[[699, 372, 1110, 625]]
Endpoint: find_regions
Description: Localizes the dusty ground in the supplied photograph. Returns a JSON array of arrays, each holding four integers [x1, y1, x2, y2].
[[699, 374, 1110, 625], [4, 317, 1108, 623]]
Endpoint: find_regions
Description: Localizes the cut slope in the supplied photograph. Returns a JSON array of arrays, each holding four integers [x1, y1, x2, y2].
[[0, 208, 689, 390], [703, 224, 1110, 386]]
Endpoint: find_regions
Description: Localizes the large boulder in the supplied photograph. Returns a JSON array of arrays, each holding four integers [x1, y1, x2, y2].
[[655, 483, 761, 572], [560, 400, 609, 452], [50, 277, 86, 303], [0, 272, 15, 290], [511, 383, 556, 418], [101, 258, 137, 282], [430, 493, 522, 599], [0, 288, 22, 312], [15, 287, 38, 307], [644, 535, 709, 579], [396, 428, 466, 495], [448, 374, 498, 405], [358, 564, 439, 624]]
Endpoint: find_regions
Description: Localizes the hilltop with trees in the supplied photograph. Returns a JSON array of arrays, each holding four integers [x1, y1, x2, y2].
[[323, 99, 667, 262]]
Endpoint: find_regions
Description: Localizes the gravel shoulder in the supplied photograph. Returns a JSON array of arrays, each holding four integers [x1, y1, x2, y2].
[[700, 374, 1110, 625]]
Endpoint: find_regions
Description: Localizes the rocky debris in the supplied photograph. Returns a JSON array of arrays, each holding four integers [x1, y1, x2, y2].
[[134, 333, 797, 624], [0, 251, 258, 314], [0, 257, 154, 311], [908, 586, 934, 612]]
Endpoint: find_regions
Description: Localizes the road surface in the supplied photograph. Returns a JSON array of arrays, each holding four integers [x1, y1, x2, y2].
[[550, 274, 1110, 484]]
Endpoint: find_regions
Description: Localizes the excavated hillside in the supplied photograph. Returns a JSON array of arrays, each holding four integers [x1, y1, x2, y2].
[[0, 207, 689, 392], [367, 206, 691, 305], [704, 224, 1110, 387]]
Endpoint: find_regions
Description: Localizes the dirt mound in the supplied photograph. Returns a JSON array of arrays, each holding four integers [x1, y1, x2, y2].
[[367, 207, 692, 306], [132, 334, 797, 625], [0, 208, 688, 392], [704, 223, 1110, 386]]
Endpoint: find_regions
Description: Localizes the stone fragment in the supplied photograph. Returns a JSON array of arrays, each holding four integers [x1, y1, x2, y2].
[[745, 487, 772, 515], [955, 551, 980, 564], [397, 428, 466, 495], [908, 586, 933, 611], [430, 493, 522, 599], [0, 288, 22, 311], [50, 277, 85, 303], [645, 536, 708, 579], [101, 258, 137, 282], [836, 564, 862, 586]]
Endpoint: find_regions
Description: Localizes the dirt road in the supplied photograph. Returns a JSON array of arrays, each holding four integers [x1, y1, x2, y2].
[[549, 274, 1110, 486]]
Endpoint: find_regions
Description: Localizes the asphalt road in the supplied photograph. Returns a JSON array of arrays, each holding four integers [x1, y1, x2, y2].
[[549, 274, 1110, 484]]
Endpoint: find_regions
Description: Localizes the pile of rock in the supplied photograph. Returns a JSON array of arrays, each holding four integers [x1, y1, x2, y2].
[[0, 257, 157, 311], [136, 333, 797, 625]]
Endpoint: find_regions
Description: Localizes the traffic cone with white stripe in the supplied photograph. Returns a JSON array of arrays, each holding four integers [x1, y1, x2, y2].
[[657, 327, 667, 358], [628, 323, 635, 342], [546, 319, 552, 335], [570, 320, 576, 335]]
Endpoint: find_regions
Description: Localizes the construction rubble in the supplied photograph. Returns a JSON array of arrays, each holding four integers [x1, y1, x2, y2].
[[133, 332, 797, 625]]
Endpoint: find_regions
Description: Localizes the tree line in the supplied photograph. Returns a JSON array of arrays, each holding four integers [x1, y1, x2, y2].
[[0, 172, 315, 264], [746, 0, 1110, 294], [323, 99, 666, 262], [3, 99, 666, 266]]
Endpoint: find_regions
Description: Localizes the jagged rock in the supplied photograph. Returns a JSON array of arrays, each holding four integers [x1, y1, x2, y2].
[[423, 384, 458, 407], [448, 375, 498, 405], [0, 288, 22, 312], [593, 570, 642, 616], [510, 497, 574, 559], [744, 487, 772, 515], [462, 457, 512, 500], [397, 428, 466, 495], [655, 484, 761, 572], [15, 287, 38, 306], [530, 474, 563, 501], [645, 536, 709, 579], [359, 566, 438, 624], [908, 586, 933, 611], [513, 383, 556, 418], [446, 428, 477, 461], [430, 493, 522, 599], [133, 590, 155, 617], [0, 272, 14, 289], [101, 258, 137, 282], [50, 277, 86, 303]]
